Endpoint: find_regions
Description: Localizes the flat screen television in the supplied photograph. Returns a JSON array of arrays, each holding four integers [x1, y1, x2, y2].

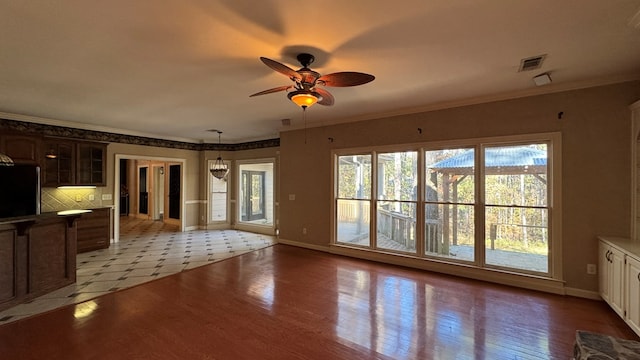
[[0, 164, 41, 218]]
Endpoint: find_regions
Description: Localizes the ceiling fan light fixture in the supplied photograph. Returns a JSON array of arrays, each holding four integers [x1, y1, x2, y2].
[[288, 90, 322, 108]]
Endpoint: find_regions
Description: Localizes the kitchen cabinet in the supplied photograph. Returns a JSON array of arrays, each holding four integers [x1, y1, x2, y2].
[[626, 255, 640, 335], [599, 237, 640, 337], [599, 240, 625, 317], [43, 140, 75, 187], [42, 139, 107, 187], [77, 142, 106, 186], [0, 133, 41, 165], [76, 207, 110, 253], [0, 213, 78, 312]]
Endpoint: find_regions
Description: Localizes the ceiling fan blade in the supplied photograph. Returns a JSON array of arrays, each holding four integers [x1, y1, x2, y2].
[[315, 88, 334, 106], [260, 57, 302, 81], [249, 85, 292, 97], [317, 72, 375, 87]]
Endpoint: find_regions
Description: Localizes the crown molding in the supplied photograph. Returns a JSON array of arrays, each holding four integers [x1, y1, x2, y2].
[[0, 118, 279, 151]]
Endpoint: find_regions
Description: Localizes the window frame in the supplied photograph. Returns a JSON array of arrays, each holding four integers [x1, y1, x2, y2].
[[331, 132, 562, 281]]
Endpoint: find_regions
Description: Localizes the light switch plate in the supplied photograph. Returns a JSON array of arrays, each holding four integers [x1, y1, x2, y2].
[[102, 194, 112, 201]]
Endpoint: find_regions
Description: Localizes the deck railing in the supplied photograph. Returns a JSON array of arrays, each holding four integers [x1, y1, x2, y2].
[[377, 208, 415, 248], [338, 200, 443, 252]]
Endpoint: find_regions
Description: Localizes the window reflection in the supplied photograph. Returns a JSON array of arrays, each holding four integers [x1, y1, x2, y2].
[[247, 274, 274, 310], [336, 267, 418, 359]]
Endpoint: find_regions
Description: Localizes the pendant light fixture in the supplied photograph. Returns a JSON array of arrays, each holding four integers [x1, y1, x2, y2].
[[0, 152, 14, 166], [210, 130, 229, 180]]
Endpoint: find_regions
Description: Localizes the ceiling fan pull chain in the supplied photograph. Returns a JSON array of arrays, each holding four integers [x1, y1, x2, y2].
[[303, 107, 307, 145]]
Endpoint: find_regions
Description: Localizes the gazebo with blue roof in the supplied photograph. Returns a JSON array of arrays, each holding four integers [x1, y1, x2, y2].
[[426, 146, 548, 255]]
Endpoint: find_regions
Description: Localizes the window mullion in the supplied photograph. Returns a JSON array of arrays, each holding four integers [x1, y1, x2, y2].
[[476, 145, 486, 267], [371, 151, 378, 250], [416, 148, 425, 257]]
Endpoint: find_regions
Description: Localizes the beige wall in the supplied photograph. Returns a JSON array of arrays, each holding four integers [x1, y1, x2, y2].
[[279, 80, 640, 293]]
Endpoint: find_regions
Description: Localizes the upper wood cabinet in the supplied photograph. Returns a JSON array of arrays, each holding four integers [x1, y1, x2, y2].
[[76, 142, 106, 186], [0, 134, 42, 165], [42, 138, 107, 187], [43, 140, 76, 187]]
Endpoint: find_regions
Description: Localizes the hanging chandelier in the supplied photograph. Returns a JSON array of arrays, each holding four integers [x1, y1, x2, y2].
[[0, 152, 14, 166], [210, 130, 229, 180]]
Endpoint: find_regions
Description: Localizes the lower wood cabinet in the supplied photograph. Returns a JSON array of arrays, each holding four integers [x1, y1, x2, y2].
[[77, 208, 111, 253], [0, 215, 78, 312], [599, 237, 640, 337]]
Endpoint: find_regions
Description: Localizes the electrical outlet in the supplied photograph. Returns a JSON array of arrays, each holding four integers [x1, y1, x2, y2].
[[75, 195, 82, 202], [88, 194, 95, 201], [302, 227, 307, 235], [587, 264, 597, 275]]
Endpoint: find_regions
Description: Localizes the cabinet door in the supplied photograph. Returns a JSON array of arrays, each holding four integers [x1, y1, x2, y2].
[[626, 256, 640, 335], [610, 247, 626, 317], [1, 134, 41, 165], [43, 142, 75, 187], [76, 143, 106, 186], [599, 241, 611, 302]]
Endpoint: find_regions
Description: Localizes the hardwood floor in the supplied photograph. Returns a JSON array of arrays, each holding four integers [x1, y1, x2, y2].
[[0, 244, 635, 359]]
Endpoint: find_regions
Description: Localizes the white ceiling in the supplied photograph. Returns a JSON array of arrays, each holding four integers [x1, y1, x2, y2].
[[1, 1, 640, 143]]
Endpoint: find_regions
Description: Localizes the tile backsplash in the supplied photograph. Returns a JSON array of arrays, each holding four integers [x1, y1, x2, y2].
[[41, 187, 112, 212]]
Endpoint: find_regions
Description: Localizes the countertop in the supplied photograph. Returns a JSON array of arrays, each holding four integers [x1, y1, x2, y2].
[[598, 236, 640, 259], [0, 209, 92, 226]]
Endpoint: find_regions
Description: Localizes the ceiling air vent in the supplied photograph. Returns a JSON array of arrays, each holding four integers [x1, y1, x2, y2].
[[519, 54, 546, 72]]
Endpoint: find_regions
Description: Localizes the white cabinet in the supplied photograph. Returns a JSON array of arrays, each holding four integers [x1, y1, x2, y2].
[[626, 255, 640, 335], [600, 242, 625, 317], [599, 237, 640, 337]]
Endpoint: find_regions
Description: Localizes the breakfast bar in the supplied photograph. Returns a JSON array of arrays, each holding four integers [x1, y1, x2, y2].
[[0, 210, 87, 312]]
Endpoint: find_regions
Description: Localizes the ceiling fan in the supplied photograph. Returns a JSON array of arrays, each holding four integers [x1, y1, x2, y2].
[[250, 53, 375, 108]]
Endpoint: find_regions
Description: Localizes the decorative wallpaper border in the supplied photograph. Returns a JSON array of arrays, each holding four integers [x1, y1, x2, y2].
[[0, 118, 279, 151]]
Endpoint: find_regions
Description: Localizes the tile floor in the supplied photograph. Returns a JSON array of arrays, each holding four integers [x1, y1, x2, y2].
[[0, 217, 276, 325]]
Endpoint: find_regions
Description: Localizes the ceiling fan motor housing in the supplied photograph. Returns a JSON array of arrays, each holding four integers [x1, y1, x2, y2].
[[296, 53, 315, 68]]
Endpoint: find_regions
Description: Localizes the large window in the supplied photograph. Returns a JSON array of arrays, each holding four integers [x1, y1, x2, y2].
[[376, 151, 417, 253], [336, 155, 371, 247], [483, 144, 549, 273], [208, 159, 228, 222], [425, 148, 475, 262], [333, 133, 560, 279]]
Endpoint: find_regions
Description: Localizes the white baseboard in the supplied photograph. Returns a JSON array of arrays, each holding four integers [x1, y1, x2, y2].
[[565, 287, 602, 300], [277, 238, 328, 252]]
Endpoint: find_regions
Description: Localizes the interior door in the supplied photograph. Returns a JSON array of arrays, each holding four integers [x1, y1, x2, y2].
[[241, 170, 265, 221], [168, 164, 181, 220], [139, 167, 148, 214]]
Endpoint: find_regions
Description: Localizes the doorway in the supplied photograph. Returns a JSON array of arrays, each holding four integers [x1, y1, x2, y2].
[[241, 170, 265, 222], [114, 155, 186, 243]]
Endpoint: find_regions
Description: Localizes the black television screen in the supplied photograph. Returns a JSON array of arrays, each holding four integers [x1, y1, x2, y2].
[[0, 164, 40, 218]]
